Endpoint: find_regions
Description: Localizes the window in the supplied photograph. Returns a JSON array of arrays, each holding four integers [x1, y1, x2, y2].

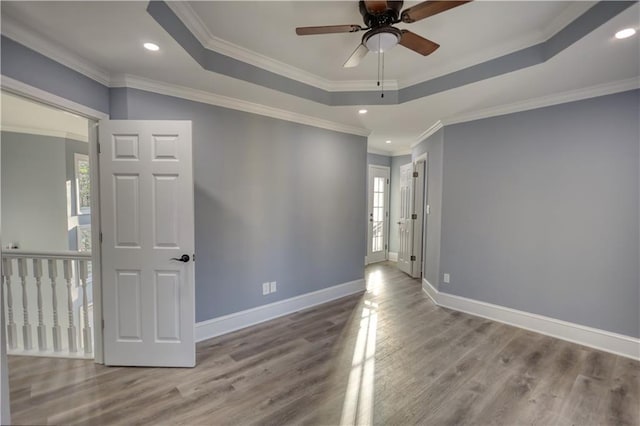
[[75, 153, 91, 214], [77, 224, 92, 252]]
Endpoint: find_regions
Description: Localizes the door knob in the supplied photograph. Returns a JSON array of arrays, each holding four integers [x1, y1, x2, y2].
[[171, 254, 190, 263]]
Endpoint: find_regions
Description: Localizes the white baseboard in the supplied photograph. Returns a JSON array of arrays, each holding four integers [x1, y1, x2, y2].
[[422, 279, 640, 361], [422, 278, 438, 304], [388, 252, 398, 262], [195, 279, 366, 342]]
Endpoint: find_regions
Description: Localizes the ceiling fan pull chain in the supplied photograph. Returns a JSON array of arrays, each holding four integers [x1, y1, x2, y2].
[[377, 36, 381, 87], [381, 52, 385, 98]]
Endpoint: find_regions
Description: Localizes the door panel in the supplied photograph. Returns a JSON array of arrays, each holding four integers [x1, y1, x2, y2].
[[397, 162, 425, 278], [367, 166, 389, 264], [100, 120, 195, 367]]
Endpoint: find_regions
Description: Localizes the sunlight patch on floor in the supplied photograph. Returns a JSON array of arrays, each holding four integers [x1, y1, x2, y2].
[[340, 299, 378, 426]]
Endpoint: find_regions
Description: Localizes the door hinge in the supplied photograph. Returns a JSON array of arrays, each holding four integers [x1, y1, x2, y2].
[[193, 253, 196, 262], [97, 142, 101, 154], [101, 319, 105, 330], [385, 244, 388, 250], [413, 171, 419, 178], [411, 213, 418, 220], [99, 232, 103, 243], [410, 255, 417, 261], [387, 178, 390, 184]]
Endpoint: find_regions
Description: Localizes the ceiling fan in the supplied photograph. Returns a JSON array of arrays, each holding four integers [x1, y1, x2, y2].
[[295, 1, 472, 68]]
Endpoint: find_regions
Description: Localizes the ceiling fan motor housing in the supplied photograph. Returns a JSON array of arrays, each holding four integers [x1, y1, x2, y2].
[[359, 0, 404, 28]]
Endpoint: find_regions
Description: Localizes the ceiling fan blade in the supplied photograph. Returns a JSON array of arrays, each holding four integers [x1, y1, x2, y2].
[[343, 44, 369, 68], [401, 1, 471, 23], [399, 30, 440, 56], [364, 0, 389, 14], [296, 25, 363, 36]]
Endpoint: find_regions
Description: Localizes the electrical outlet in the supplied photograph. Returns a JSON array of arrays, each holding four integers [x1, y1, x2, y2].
[[443, 273, 450, 284], [262, 282, 270, 295], [270, 281, 277, 293]]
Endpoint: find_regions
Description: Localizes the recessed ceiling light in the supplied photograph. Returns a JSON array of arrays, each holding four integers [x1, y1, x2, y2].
[[615, 28, 636, 39], [143, 42, 160, 51], [385, 140, 392, 144], [358, 109, 368, 114]]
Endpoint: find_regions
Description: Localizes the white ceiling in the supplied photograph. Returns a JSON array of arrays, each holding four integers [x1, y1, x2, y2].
[[1, 1, 638, 154]]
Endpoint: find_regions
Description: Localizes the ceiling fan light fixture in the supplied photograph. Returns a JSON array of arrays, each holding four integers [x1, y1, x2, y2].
[[364, 30, 400, 52]]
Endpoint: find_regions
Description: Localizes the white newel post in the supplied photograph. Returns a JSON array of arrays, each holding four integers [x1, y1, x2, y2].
[[63, 260, 78, 352], [48, 259, 62, 352], [17, 258, 33, 350], [2, 258, 17, 350], [33, 259, 47, 351], [79, 260, 92, 354]]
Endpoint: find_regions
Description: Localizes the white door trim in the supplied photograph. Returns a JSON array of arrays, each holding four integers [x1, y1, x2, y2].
[[367, 165, 390, 264], [414, 152, 428, 278], [412, 156, 426, 278]]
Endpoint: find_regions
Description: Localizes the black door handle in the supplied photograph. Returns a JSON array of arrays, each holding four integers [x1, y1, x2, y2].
[[171, 254, 190, 263]]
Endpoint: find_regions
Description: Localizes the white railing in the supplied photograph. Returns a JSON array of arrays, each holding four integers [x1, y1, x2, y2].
[[2, 250, 93, 359]]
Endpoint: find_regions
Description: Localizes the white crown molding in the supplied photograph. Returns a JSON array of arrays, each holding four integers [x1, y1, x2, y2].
[[195, 279, 365, 342], [166, 1, 398, 93], [398, 2, 596, 89], [367, 147, 392, 156], [1, 75, 109, 120], [111, 74, 370, 137], [411, 120, 443, 148], [1, 17, 111, 86], [443, 77, 640, 126], [422, 279, 640, 361], [540, 1, 597, 42], [0, 124, 87, 142]]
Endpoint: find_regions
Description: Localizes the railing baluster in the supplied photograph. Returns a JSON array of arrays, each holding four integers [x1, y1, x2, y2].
[[17, 258, 33, 350], [63, 260, 78, 352], [79, 260, 92, 354], [48, 259, 63, 352], [33, 259, 47, 351], [2, 258, 17, 349]]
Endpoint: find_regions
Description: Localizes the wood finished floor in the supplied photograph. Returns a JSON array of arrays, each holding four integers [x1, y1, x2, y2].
[[8, 262, 640, 425]]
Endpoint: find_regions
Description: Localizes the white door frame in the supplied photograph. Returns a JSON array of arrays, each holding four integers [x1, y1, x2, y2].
[[1, 76, 108, 363], [367, 165, 390, 264], [413, 153, 427, 278]]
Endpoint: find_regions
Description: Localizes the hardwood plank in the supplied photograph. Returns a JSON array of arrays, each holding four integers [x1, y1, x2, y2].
[[7, 261, 639, 425]]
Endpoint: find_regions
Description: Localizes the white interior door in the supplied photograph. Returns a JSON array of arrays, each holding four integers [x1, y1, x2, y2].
[[397, 162, 425, 278], [99, 120, 195, 367], [367, 166, 390, 264], [397, 163, 413, 275]]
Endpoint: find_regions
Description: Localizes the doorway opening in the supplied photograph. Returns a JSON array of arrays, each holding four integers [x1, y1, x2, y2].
[[1, 90, 100, 360], [367, 165, 390, 264]]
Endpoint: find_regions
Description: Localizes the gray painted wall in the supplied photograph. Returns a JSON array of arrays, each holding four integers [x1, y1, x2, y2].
[[0, 36, 109, 114], [413, 129, 444, 289], [1, 132, 68, 251], [110, 88, 367, 322], [440, 90, 639, 337], [367, 153, 391, 167], [389, 155, 411, 253]]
